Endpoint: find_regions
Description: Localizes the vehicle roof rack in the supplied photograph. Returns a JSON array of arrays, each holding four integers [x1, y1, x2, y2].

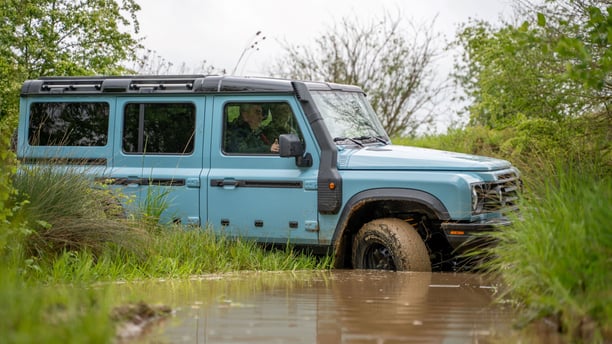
[[20, 75, 363, 95]]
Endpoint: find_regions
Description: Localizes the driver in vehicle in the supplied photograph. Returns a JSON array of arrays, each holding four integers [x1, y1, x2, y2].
[[225, 103, 280, 154]]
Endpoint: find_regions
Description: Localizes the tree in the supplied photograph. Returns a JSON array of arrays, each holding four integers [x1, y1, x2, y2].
[[271, 12, 446, 137], [453, 0, 611, 128], [1, 0, 141, 78], [0, 0, 142, 120]]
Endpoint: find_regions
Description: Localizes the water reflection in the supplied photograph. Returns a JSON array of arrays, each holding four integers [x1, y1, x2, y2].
[[116, 271, 516, 343]]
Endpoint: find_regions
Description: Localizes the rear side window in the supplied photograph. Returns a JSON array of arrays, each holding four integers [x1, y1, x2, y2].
[[29, 102, 109, 146], [123, 103, 196, 154]]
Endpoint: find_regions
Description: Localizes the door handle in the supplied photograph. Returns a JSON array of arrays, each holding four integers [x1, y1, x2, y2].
[[210, 179, 240, 189], [126, 176, 141, 188], [222, 179, 239, 187]]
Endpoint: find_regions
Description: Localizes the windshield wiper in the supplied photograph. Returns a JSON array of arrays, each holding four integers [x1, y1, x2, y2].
[[354, 135, 389, 145], [333, 137, 364, 147]]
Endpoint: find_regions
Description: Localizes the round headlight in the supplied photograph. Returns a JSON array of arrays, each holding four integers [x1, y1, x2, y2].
[[471, 185, 480, 212]]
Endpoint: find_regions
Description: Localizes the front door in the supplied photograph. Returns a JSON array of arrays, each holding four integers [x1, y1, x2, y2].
[[207, 96, 320, 245]]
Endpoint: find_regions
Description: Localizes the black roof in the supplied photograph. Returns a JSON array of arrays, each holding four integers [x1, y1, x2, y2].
[[20, 75, 364, 95]]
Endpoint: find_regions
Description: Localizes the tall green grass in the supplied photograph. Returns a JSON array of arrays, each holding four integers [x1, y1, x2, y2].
[[26, 227, 332, 283], [11, 165, 148, 260], [484, 163, 611, 341]]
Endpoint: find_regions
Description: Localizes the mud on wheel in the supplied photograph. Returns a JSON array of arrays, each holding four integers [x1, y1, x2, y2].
[[352, 218, 431, 272]]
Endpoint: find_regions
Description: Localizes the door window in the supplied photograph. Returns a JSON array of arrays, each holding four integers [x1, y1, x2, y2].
[[123, 102, 196, 154], [223, 102, 302, 154]]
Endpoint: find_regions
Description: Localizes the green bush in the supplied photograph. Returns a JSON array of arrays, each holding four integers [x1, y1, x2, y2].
[[501, 115, 611, 180], [394, 125, 514, 158], [398, 115, 610, 184], [0, 119, 18, 246]]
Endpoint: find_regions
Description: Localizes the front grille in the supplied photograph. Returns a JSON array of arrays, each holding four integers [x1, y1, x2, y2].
[[475, 171, 521, 215]]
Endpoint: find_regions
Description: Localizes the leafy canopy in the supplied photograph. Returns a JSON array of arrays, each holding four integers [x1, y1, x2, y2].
[[453, 0, 611, 129], [1, 0, 141, 78], [0, 0, 142, 120]]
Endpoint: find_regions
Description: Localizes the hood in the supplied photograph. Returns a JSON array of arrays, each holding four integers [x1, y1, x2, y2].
[[337, 145, 511, 171]]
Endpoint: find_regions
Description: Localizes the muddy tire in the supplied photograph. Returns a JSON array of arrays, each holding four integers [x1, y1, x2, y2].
[[352, 218, 431, 272]]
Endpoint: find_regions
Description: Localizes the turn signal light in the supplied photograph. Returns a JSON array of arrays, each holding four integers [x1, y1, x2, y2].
[[328, 182, 336, 190], [450, 230, 465, 235]]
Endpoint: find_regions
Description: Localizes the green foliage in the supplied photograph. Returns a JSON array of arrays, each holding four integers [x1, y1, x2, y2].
[[1, 0, 141, 78], [453, 1, 611, 129], [484, 166, 611, 341], [401, 119, 610, 340], [145, 227, 331, 277], [453, 21, 581, 128], [8, 165, 331, 283], [400, 113, 610, 183], [394, 125, 513, 159], [0, 0, 142, 122], [501, 115, 611, 179], [0, 120, 17, 227], [131, 184, 172, 232], [0, 118, 26, 265], [542, 4, 612, 93]]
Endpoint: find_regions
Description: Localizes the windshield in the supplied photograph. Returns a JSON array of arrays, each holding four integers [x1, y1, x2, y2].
[[310, 90, 389, 145]]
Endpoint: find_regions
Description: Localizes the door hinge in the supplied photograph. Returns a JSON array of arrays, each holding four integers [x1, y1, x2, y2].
[[305, 221, 319, 232]]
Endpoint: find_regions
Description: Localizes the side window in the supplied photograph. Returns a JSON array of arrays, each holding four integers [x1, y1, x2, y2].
[[28, 102, 109, 146], [223, 102, 302, 154], [123, 103, 195, 154]]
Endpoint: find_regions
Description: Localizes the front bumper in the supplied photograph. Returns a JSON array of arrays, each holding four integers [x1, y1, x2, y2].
[[441, 218, 512, 252]]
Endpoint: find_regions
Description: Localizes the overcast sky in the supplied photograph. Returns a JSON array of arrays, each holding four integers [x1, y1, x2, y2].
[[136, 0, 514, 132], [137, 0, 513, 75]]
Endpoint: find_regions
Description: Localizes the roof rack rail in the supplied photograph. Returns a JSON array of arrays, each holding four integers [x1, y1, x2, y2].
[[129, 81, 194, 90], [41, 83, 102, 91]]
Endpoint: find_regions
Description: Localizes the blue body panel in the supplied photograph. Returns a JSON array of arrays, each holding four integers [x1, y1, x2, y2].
[[206, 95, 321, 245]]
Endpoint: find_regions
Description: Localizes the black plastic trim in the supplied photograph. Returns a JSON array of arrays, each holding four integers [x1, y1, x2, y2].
[[331, 188, 451, 245], [20, 157, 107, 166], [98, 177, 185, 187], [292, 81, 342, 214], [441, 218, 512, 232], [210, 179, 303, 188]]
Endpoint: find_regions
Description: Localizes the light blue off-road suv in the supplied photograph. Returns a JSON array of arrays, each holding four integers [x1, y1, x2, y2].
[[17, 75, 520, 271]]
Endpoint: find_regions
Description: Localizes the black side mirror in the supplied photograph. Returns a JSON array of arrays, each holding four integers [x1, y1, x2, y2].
[[279, 134, 312, 167], [279, 134, 303, 157]]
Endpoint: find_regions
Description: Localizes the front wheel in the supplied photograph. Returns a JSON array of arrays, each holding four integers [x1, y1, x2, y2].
[[352, 218, 431, 272]]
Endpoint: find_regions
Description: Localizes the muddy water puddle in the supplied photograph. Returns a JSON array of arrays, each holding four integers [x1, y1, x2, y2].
[[116, 270, 520, 343]]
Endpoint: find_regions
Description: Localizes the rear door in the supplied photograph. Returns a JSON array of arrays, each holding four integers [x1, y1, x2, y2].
[[207, 96, 320, 245], [109, 96, 205, 225]]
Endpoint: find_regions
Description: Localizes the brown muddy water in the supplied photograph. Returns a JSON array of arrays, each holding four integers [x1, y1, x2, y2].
[[111, 270, 539, 343]]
